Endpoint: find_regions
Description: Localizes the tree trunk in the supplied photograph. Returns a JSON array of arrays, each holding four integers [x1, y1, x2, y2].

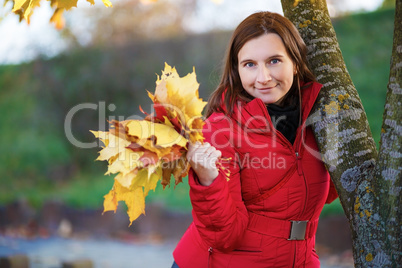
[[281, 0, 401, 266], [376, 0, 402, 264]]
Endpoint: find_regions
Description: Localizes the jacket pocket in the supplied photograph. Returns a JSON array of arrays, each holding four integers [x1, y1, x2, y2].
[[231, 229, 263, 255], [232, 247, 262, 254]]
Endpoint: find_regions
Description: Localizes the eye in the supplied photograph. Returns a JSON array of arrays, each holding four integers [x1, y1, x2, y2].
[[270, 59, 280, 64], [244, 62, 255, 68]]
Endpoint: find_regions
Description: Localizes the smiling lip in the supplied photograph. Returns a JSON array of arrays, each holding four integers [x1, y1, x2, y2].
[[256, 85, 276, 91]]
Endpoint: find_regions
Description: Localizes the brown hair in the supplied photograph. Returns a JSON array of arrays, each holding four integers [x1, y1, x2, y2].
[[205, 11, 315, 117]]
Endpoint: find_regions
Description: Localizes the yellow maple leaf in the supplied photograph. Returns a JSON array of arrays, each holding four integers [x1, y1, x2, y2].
[[103, 180, 145, 225], [125, 187, 145, 224], [149, 63, 207, 142], [103, 167, 163, 225], [102, 0, 112, 7], [136, 139, 174, 158], [187, 117, 205, 143], [126, 120, 187, 148], [53, 0, 78, 10], [50, 8, 65, 29], [12, 0, 41, 22], [129, 167, 149, 188], [154, 63, 207, 120], [12, 0, 30, 13], [144, 165, 162, 196], [91, 131, 131, 161], [103, 188, 117, 213], [106, 148, 143, 176], [115, 170, 137, 189], [90, 130, 109, 146]]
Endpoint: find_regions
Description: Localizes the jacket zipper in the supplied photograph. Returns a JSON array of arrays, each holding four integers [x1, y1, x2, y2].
[[259, 98, 310, 232], [261, 100, 309, 218], [293, 121, 310, 219], [208, 247, 213, 268], [291, 242, 297, 267], [295, 151, 303, 176]]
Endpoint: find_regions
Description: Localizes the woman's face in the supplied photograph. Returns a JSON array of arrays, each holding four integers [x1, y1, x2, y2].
[[237, 33, 296, 105]]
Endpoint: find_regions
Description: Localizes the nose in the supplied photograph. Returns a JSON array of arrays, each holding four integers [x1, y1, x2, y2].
[[256, 66, 271, 84]]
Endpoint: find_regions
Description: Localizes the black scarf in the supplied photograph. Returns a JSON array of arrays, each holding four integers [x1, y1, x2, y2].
[[266, 100, 300, 144]]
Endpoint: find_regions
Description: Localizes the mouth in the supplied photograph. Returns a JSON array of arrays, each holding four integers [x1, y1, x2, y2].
[[256, 85, 276, 91]]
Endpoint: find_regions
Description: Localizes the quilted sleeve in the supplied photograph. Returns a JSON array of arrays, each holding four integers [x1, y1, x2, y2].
[[188, 114, 249, 252]]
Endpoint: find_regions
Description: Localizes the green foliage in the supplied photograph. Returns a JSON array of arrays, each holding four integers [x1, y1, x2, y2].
[[52, 172, 114, 209], [0, 9, 394, 217], [380, 0, 396, 9], [321, 199, 344, 218], [333, 8, 395, 147], [0, 65, 71, 178], [146, 177, 192, 212]]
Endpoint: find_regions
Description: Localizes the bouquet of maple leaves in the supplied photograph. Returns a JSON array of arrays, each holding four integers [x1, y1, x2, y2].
[[91, 63, 227, 225]]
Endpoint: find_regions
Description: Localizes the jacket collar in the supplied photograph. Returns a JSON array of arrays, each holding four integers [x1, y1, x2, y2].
[[230, 81, 323, 129]]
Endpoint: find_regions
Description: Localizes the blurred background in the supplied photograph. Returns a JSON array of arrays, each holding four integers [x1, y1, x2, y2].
[[0, 0, 396, 267]]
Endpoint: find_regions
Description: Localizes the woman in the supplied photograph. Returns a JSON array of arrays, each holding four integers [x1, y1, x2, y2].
[[172, 11, 338, 268]]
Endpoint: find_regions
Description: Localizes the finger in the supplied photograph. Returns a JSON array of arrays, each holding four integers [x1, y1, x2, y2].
[[193, 142, 210, 154], [187, 145, 206, 163], [198, 142, 212, 153], [201, 149, 221, 166], [204, 146, 217, 157], [187, 143, 217, 164], [187, 141, 202, 157], [188, 144, 210, 160], [209, 150, 222, 162], [214, 149, 222, 159]]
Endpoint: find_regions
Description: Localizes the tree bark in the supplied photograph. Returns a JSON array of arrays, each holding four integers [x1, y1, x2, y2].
[[281, 0, 400, 266], [376, 0, 402, 264]]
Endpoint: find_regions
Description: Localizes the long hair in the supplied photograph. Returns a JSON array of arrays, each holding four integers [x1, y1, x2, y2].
[[205, 11, 316, 117]]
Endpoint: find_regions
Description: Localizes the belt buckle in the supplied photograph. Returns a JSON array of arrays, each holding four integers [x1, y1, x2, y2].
[[288, 220, 308, 241]]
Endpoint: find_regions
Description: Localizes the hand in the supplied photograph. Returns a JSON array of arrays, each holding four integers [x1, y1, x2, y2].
[[186, 142, 222, 186]]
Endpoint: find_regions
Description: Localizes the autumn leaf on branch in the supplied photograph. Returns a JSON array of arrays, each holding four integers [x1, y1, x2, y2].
[[9, 0, 223, 29], [10, 0, 112, 29], [91, 63, 229, 225]]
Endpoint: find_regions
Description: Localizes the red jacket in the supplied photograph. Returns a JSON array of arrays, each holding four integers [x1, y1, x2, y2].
[[173, 82, 338, 268]]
